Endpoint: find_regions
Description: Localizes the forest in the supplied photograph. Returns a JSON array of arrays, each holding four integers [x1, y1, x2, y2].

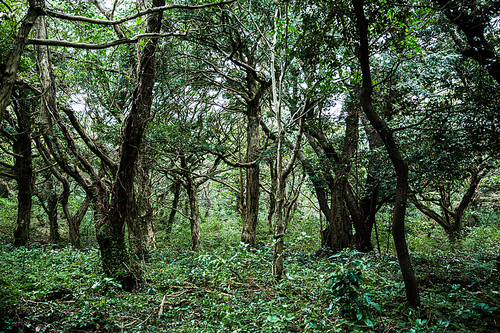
[[0, 0, 499, 331]]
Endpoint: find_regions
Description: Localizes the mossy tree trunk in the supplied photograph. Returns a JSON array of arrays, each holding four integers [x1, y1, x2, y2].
[[240, 68, 270, 247], [64, 191, 91, 249], [96, 0, 165, 290], [128, 145, 156, 256], [12, 92, 34, 247], [35, 174, 60, 245], [137, 161, 156, 250], [241, 96, 261, 247]]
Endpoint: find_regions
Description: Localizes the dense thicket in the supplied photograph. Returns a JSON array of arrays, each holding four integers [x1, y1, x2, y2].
[[0, 0, 499, 327]]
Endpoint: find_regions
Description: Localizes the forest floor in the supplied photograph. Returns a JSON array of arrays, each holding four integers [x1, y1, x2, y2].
[[0, 243, 499, 332]]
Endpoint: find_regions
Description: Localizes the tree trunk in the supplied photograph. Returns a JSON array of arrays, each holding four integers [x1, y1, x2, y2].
[[166, 181, 181, 236], [12, 95, 34, 247], [353, 0, 419, 307], [303, 130, 352, 251], [268, 161, 277, 234], [127, 145, 156, 256], [96, 0, 165, 290], [64, 193, 91, 249], [0, 0, 43, 124], [180, 156, 202, 251], [236, 167, 245, 221], [45, 176, 60, 245], [137, 149, 156, 250], [186, 182, 202, 251], [356, 119, 382, 251], [361, 183, 378, 251], [328, 182, 344, 252], [241, 95, 261, 247]]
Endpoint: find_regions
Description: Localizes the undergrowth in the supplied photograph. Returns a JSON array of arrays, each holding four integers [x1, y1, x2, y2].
[[1, 244, 499, 332]]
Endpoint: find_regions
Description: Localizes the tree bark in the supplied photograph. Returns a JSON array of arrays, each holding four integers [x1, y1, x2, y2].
[[268, 160, 277, 234], [96, 0, 165, 290], [46, 178, 60, 245], [127, 134, 156, 256], [180, 155, 202, 251], [186, 181, 202, 251], [136, 146, 156, 250], [303, 128, 354, 251], [12, 94, 34, 247], [64, 193, 91, 248], [241, 82, 262, 247], [353, 0, 419, 307], [35, 174, 60, 245], [166, 181, 181, 236]]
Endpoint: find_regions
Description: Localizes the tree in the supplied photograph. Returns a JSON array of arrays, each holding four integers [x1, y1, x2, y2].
[[0, 0, 43, 124], [5, 88, 35, 247], [181, 1, 273, 247], [25, 0, 236, 287], [353, 0, 420, 307]]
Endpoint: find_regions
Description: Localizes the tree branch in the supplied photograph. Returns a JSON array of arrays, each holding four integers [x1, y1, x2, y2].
[[44, 0, 237, 26], [28, 32, 188, 49]]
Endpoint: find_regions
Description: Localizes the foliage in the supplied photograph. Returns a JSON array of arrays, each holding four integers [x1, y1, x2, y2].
[[326, 250, 381, 327], [0, 240, 499, 332]]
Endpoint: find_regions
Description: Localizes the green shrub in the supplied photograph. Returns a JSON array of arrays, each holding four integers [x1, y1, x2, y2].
[[462, 225, 500, 259], [326, 250, 381, 328]]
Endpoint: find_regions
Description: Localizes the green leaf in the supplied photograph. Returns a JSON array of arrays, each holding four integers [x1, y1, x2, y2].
[[267, 315, 279, 323]]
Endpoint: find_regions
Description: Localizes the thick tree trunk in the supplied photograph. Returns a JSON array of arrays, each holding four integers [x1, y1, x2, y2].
[[126, 189, 142, 256], [331, 101, 358, 251], [137, 149, 156, 250], [241, 98, 261, 247], [328, 182, 344, 252], [12, 97, 34, 247], [96, 0, 165, 290], [353, 0, 419, 307], [127, 146, 156, 256], [186, 182, 202, 251], [303, 130, 352, 251]]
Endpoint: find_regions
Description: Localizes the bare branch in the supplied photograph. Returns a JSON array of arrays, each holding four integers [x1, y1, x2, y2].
[[44, 0, 237, 26], [27, 32, 188, 49], [0, 170, 16, 179]]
